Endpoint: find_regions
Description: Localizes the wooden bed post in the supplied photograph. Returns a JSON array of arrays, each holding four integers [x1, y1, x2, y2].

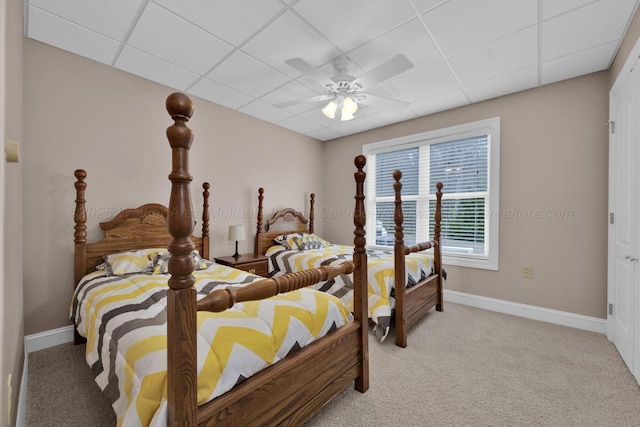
[[309, 193, 315, 234], [434, 182, 444, 312], [255, 188, 264, 256], [353, 155, 369, 392], [392, 170, 408, 348], [73, 169, 88, 345], [202, 182, 210, 260], [165, 92, 197, 427]]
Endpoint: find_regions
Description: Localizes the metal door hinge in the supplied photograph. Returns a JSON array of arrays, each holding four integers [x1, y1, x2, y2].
[[609, 121, 616, 134], [609, 303, 613, 315], [610, 213, 614, 224]]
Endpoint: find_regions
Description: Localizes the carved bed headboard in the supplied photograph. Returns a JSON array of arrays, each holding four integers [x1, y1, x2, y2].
[[73, 169, 210, 285], [254, 188, 315, 256]]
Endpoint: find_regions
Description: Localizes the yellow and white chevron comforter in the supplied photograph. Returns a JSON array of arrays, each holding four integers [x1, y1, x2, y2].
[[266, 244, 434, 342], [70, 263, 352, 427]]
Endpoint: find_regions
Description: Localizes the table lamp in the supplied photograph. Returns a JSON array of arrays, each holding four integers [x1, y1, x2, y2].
[[228, 225, 246, 259]]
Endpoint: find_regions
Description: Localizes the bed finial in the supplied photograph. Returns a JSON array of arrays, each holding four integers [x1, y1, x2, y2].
[[255, 188, 264, 256], [393, 170, 404, 246], [165, 92, 197, 427], [309, 193, 315, 234]]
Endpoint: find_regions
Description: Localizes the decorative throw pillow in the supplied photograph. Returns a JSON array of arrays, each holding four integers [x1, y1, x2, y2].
[[152, 250, 209, 274], [101, 248, 164, 276], [273, 233, 303, 250], [292, 234, 329, 251]]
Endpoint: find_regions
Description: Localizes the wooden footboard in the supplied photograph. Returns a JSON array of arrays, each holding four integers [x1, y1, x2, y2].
[[393, 170, 444, 348], [165, 93, 369, 426]]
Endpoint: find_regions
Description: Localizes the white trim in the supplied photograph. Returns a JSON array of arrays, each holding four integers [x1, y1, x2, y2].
[[608, 36, 640, 342], [444, 290, 606, 334], [15, 357, 26, 427], [24, 325, 74, 353], [363, 116, 500, 271]]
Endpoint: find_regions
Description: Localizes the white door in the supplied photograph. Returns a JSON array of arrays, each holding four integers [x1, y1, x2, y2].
[[609, 61, 639, 380]]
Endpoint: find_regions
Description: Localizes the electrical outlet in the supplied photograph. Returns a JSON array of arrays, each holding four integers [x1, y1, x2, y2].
[[521, 265, 533, 279]]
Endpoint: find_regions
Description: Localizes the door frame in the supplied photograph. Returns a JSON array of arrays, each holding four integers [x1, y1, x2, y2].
[[608, 37, 640, 383]]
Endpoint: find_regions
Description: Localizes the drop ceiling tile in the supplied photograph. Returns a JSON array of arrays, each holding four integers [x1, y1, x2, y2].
[[127, 2, 233, 75], [364, 109, 419, 127], [207, 50, 289, 98], [410, 89, 469, 116], [28, 0, 144, 40], [541, 41, 617, 85], [153, 0, 285, 47], [115, 46, 201, 90], [239, 99, 293, 123], [292, 0, 416, 52], [542, 0, 597, 20], [422, 0, 537, 56], [328, 117, 377, 135], [307, 127, 343, 141], [347, 19, 442, 71], [542, 0, 638, 61], [241, 11, 341, 78], [188, 78, 254, 110], [464, 65, 538, 103], [261, 80, 318, 112], [27, 6, 120, 65], [277, 116, 324, 134], [384, 61, 459, 102], [411, 0, 452, 14], [449, 27, 537, 85], [298, 108, 337, 127]]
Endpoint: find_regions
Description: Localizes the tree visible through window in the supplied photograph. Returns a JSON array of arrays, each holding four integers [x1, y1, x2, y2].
[[364, 117, 500, 270]]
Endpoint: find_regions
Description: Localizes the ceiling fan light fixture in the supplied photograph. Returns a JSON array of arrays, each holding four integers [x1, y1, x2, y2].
[[340, 111, 355, 121], [343, 96, 358, 114], [322, 101, 338, 119]]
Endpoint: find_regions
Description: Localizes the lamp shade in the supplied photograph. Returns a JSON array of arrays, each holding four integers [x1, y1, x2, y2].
[[228, 225, 246, 242]]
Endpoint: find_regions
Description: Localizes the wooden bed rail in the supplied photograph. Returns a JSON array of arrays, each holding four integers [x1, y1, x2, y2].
[[197, 262, 356, 312], [404, 240, 437, 255]]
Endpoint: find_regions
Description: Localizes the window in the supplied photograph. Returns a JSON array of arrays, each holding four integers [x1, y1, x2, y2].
[[363, 117, 500, 270]]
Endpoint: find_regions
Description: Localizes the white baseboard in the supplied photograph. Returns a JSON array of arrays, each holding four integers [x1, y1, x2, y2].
[[21, 293, 607, 355], [24, 325, 74, 354], [444, 289, 607, 334]]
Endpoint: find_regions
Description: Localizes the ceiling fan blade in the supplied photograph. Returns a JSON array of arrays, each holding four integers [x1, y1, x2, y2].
[[285, 58, 334, 88], [353, 54, 413, 89], [274, 94, 333, 108], [358, 93, 409, 110]]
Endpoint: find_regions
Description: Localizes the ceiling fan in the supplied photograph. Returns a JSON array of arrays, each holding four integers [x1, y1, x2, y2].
[[275, 54, 414, 121]]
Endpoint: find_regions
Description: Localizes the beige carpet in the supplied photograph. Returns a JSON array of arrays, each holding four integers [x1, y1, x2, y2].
[[26, 303, 640, 426]]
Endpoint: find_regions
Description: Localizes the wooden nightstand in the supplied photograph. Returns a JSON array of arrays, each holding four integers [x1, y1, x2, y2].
[[214, 253, 268, 276]]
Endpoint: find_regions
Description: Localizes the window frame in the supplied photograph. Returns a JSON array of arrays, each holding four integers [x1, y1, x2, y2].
[[363, 117, 500, 271]]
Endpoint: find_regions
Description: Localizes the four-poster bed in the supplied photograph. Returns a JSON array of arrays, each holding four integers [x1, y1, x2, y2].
[[71, 92, 369, 426], [255, 172, 444, 348]]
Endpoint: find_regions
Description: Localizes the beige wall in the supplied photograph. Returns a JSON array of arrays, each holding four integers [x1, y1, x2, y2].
[[22, 38, 324, 335], [323, 71, 610, 319], [2, 0, 24, 424]]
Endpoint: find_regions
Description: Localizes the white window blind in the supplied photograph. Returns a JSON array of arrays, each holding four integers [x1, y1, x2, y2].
[[364, 117, 500, 270]]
